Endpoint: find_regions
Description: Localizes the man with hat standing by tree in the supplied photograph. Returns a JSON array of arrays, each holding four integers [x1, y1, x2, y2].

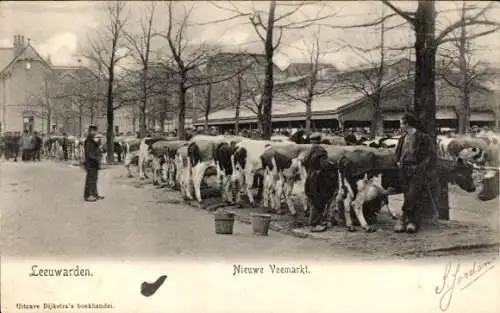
[[83, 125, 104, 202], [394, 112, 437, 233]]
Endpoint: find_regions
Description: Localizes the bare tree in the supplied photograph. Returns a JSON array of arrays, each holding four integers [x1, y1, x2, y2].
[[124, 2, 156, 138], [336, 9, 416, 137], [278, 28, 341, 134], [81, 0, 128, 163], [382, 0, 499, 222], [157, 2, 256, 139], [209, 1, 336, 139], [437, 1, 497, 134]]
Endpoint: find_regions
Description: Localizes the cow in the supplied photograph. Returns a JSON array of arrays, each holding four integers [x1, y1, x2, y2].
[[302, 144, 340, 230], [321, 135, 347, 146], [335, 146, 477, 232], [438, 135, 489, 161], [260, 143, 310, 216], [101, 140, 125, 163], [362, 136, 400, 149], [124, 138, 147, 178], [230, 139, 275, 206], [212, 141, 241, 203], [150, 140, 189, 187], [186, 135, 245, 203], [136, 137, 173, 180]]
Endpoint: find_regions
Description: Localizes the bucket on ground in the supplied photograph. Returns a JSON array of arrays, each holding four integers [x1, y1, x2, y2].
[[214, 211, 235, 235], [250, 213, 272, 236]]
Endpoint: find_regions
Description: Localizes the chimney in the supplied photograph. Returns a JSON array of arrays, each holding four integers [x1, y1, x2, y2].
[[13, 34, 25, 57]]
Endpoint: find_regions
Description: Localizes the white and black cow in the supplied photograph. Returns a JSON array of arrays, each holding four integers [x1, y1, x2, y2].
[[186, 135, 246, 203], [151, 140, 189, 187], [362, 136, 400, 149], [124, 138, 143, 177], [260, 143, 310, 216], [230, 139, 276, 206], [137, 137, 173, 180], [437, 135, 489, 161], [334, 146, 477, 232]]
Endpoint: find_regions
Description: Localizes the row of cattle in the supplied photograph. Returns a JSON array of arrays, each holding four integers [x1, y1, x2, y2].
[[122, 133, 499, 232]]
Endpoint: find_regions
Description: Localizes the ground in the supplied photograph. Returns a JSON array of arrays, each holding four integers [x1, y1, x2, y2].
[[0, 160, 498, 261]]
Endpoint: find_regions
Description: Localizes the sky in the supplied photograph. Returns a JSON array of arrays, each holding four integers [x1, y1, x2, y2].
[[0, 1, 499, 71]]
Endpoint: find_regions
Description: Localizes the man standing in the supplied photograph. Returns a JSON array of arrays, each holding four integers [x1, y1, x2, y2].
[[32, 131, 42, 161], [394, 112, 437, 233], [21, 130, 33, 161], [62, 133, 69, 161], [83, 126, 104, 202]]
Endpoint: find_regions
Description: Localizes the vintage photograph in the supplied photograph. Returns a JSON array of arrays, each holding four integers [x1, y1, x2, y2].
[[1, 1, 499, 312]]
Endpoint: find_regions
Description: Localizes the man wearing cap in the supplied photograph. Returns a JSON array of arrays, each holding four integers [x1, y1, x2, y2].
[[394, 112, 437, 233], [83, 125, 104, 202]]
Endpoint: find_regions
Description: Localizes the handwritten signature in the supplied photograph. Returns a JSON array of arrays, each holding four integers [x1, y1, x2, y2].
[[435, 260, 496, 311]]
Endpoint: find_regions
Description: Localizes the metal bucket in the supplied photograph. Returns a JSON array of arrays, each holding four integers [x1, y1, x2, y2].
[[250, 213, 272, 236]]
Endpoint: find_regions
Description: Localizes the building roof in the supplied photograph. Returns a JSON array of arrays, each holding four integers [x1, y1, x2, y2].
[[0, 48, 13, 73], [194, 89, 366, 124]]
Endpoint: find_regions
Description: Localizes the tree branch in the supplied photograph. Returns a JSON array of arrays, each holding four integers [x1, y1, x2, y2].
[[381, 0, 416, 25]]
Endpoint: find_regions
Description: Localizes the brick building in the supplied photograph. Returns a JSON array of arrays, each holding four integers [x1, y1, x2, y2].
[[0, 34, 98, 135]]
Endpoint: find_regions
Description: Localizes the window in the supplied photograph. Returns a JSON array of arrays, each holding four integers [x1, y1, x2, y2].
[[26, 61, 31, 70]]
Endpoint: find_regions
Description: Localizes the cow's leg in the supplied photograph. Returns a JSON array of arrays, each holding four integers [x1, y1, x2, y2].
[[274, 174, 285, 214], [193, 162, 211, 203], [152, 157, 160, 185], [283, 178, 296, 216], [351, 195, 376, 232], [381, 196, 398, 219], [138, 154, 146, 180], [343, 194, 356, 232], [262, 169, 272, 209], [161, 158, 168, 183], [244, 170, 257, 206]]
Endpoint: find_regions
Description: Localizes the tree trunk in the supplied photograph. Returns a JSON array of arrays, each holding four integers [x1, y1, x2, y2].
[[457, 7, 470, 135], [414, 0, 440, 224], [78, 105, 83, 137], [139, 105, 147, 138], [177, 81, 187, 140], [414, 1, 437, 140], [106, 69, 115, 164], [204, 83, 212, 131], [235, 75, 242, 133], [90, 105, 95, 125], [159, 110, 166, 132], [305, 99, 312, 134], [260, 0, 276, 140], [46, 109, 51, 135], [370, 96, 384, 138]]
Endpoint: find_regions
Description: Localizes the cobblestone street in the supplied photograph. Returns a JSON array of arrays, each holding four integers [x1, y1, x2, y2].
[[1, 160, 498, 261]]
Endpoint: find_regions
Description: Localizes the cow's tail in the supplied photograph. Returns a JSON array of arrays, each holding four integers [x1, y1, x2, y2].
[[187, 142, 201, 167]]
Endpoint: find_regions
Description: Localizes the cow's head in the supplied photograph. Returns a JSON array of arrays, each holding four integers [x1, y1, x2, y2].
[[450, 157, 476, 192], [477, 170, 499, 201]]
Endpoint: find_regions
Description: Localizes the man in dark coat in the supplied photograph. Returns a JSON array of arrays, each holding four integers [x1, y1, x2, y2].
[[21, 130, 33, 161], [83, 126, 104, 202], [62, 133, 69, 161], [32, 131, 43, 161], [394, 112, 437, 233]]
